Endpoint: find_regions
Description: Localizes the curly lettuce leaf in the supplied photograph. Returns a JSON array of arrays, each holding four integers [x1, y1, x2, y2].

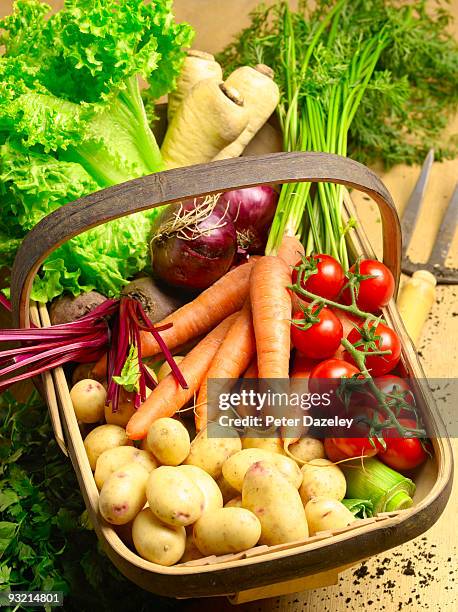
[[0, 139, 99, 230], [0, 0, 193, 301], [31, 209, 159, 302]]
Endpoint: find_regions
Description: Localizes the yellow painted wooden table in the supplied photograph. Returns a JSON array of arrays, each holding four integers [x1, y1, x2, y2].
[[2, 1, 457, 610]]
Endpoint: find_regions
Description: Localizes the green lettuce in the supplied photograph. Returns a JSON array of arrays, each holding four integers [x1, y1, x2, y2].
[[0, 0, 193, 301]]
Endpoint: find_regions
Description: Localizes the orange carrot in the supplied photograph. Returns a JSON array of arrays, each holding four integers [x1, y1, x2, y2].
[[250, 255, 292, 379], [277, 234, 305, 267], [126, 313, 238, 440], [282, 352, 317, 444], [92, 259, 256, 379], [243, 359, 258, 379], [195, 299, 255, 431]]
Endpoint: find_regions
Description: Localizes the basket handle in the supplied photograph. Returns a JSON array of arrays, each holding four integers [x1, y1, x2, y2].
[[11, 152, 401, 327]]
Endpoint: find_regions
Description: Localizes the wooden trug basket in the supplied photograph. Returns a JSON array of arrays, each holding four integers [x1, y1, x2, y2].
[[10, 152, 453, 603]]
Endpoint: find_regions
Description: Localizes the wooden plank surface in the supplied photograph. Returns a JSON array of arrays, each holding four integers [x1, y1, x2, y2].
[[1, 1, 457, 610]]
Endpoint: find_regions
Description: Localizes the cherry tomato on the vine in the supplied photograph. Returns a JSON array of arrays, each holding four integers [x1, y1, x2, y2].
[[344, 322, 401, 376], [373, 375, 414, 404], [342, 259, 395, 313], [291, 306, 343, 360], [324, 438, 347, 462], [330, 404, 382, 459], [308, 358, 360, 400], [379, 418, 429, 471], [292, 254, 345, 301], [332, 437, 380, 459]]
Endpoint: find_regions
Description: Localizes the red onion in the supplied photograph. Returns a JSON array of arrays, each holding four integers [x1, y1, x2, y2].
[[150, 196, 237, 290], [219, 186, 278, 254]]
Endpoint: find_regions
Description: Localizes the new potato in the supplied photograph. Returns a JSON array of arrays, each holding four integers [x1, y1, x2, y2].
[[184, 424, 242, 478], [193, 507, 261, 555], [300, 459, 346, 504], [177, 465, 223, 512], [216, 474, 239, 504], [224, 496, 243, 508], [132, 508, 186, 566], [84, 424, 132, 470], [180, 532, 202, 562], [146, 417, 190, 466], [242, 436, 285, 455], [146, 466, 204, 527], [222, 448, 302, 492], [305, 497, 356, 535], [70, 379, 106, 423], [105, 384, 153, 428], [94, 446, 157, 489], [242, 461, 308, 545], [287, 437, 325, 463], [99, 462, 149, 525]]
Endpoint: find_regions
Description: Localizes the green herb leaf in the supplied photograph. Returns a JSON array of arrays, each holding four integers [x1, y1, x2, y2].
[[113, 344, 141, 393]]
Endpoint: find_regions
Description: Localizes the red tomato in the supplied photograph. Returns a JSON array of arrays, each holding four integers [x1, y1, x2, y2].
[[345, 322, 401, 376], [332, 437, 379, 459], [292, 254, 345, 301], [373, 375, 414, 405], [379, 418, 428, 470], [342, 259, 395, 313], [324, 438, 347, 462], [309, 358, 360, 394], [331, 405, 382, 458], [372, 374, 416, 418], [291, 306, 343, 360]]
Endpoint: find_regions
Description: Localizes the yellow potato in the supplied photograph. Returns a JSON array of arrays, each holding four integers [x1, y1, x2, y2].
[[222, 448, 302, 492], [305, 497, 356, 535], [224, 496, 243, 508], [184, 424, 242, 479], [146, 418, 190, 466], [71, 363, 97, 386], [300, 459, 346, 504], [70, 379, 106, 423], [180, 532, 203, 563], [157, 356, 185, 382], [94, 446, 157, 490], [105, 387, 153, 427], [84, 424, 132, 470], [193, 508, 261, 556], [242, 436, 285, 455], [242, 461, 308, 545], [216, 474, 239, 504], [99, 462, 149, 525], [177, 465, 223, 512], [146, 466, 204, 527], [287, 437, 325, 464], [132, 508, 186, 566]]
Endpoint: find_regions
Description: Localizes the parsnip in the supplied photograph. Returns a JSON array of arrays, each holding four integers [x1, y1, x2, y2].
[[168, 50, 223, 122], [396, 270, 436, 346], [213, 64, 280, 160], [161, 80, 249, 169]]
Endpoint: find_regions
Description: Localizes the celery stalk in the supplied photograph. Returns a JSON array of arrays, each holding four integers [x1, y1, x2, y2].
[[343, 458, 415, 513]]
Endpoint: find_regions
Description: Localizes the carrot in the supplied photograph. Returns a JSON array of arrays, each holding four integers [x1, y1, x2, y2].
[[281, 352, 316, 446], [92, 259, 256, 379], [250, 254, 292, 379], [125, 313, 238, 440], [277, 234, 305, 267], [195, 299, 255, 431], [243, 359, 258, 379]]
